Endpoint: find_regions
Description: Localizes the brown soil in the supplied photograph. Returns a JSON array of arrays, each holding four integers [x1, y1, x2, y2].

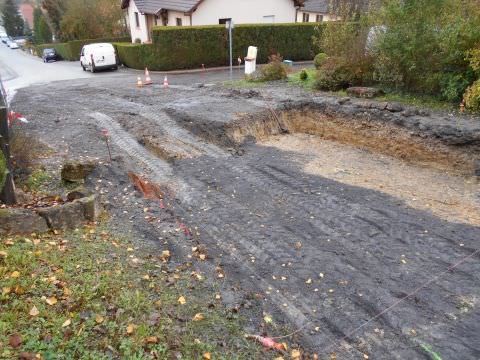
[[230, 110, 476, 176], [261, 133, 480, 226]]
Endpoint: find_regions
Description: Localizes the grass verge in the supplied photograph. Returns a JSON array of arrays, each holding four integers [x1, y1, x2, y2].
[[0, 224, 271, 359]]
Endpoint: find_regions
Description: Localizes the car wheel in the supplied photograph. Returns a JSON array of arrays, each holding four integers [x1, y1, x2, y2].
[[112, 65, 118, 71], [81, 63, 86, 71]]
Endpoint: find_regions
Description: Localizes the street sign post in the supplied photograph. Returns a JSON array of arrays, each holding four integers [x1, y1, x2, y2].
[[226, 20, 234, 81]]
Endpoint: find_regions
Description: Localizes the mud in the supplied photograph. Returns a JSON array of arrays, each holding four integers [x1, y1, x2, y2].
[[12, 73, 480, 359]]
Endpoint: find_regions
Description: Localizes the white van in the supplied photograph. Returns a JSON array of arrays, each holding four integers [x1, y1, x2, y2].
[[80, 43, 118, 73]]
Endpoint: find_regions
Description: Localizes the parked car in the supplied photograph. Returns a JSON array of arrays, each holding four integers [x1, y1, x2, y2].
[[1, 36, 8, 44], [42, 48, 58, 62], [80, 43, 118, 73], [8, 41, 19, 49]]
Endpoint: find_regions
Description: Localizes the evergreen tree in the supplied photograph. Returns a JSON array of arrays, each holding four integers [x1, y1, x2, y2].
[[2, 0, 24, 36], [33, 7, 51, 43]]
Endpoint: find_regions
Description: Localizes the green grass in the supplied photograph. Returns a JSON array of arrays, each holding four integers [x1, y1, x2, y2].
[[287, 68, 458, 112], [0, 224, 273, 359], [223, 79, 267, 89], [25, 168, 51, 192], [420, 343, 443, 360], [287, 68, 316, 90]]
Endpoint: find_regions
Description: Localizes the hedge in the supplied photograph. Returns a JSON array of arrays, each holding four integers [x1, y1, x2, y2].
[[117, 23, 322, 71], [37, 36, 131, 60]]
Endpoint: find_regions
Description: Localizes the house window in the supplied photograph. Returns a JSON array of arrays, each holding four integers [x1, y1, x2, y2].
[[218, 18, 232, 25], [316, 14, 323, 22], [176, 17, 182, 26], [134, 12, 140, 27], [302, 13, 310, 22]]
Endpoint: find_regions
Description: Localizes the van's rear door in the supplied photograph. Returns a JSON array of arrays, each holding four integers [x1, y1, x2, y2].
[[92, 44, 116, 66]]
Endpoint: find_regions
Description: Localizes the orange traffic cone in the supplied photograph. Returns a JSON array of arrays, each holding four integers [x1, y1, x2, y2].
[[163, 76, 169, 88], [144, 67, 152, 85], [136, 76, 143, 88]]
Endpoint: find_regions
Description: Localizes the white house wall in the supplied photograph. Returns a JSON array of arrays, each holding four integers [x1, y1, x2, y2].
[[191, 0, 297, 25], [127, 1, 149, 43], [296, 11, 339, 22], [167, 10, 191, 26]]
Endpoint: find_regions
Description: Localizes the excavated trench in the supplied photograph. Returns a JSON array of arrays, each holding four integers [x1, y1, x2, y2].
[[229, 109, 478, 176]]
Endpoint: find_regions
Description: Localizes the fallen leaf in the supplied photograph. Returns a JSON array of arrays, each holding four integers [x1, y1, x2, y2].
[[2, 287, 11, 295], [203, 352, 211, 360], [292, 349, 301, 359], [95, 314, 104, 324], [10, 271, 20, 278], [294, 241, 302, 250], [146, 336, 158, 344], [192, 313, 204, 322], [178, 296, 186, 305], [62, 319, 71, 327], [18, 352, 36, 360], [29, 305, 40, 317], [306, 278, 312, 284], [46, 297, 58, 305], [264, 314, 273, 324], [0, 250, 7, 257], [9, 334, 22, 348], [126, 324, 135, 335]]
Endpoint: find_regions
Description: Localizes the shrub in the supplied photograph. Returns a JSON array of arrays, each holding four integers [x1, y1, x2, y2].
[[314, 57, 355, 91], [300, 69, 309, 81], [37, 36, 131, 60], [464, 80, 480, 112], [314, 53, 327, 69], [370, 0, 480, 98], [117, 23, 322, 71], [258, 54, 289, 81]]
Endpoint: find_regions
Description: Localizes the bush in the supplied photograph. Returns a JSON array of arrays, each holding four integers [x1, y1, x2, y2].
[[258, 54, 289, 81], [464, 80, 480, 112], [314, 53, 327, 69], [300, 69, 309, 81], [37, 36, 131, 60], [117, 23, 321, 71], [314, 57, 356, 91], [370, 0, 480, 98]]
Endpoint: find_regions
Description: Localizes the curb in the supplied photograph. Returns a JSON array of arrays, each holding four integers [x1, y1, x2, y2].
[[124, 60, 314, 75]]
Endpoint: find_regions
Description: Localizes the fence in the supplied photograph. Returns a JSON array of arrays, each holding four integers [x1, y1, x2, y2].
[[0, 76, 17, 204]]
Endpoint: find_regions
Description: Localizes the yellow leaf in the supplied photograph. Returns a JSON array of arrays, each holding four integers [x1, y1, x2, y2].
[[263, 314, 273, 324], [192, 313, 204, 322], [2, 287, 11, 295], [10, 271, 20, 278], [62, 319, 71, 327], [63, 288, 72, 296], [0, 251, 7, 257], [306, 278, 312, 284], [126, 324, 135, 334], [146, 336, 158, 344], [203, 352, 211, 360], [178, 296, 186, 305], [95, 314, 104, 324], [143, 274, 150, 280], [46, 296, 58, 305], [29, 306, 40, 317], [291, 349, 301, 359], [274, 357, 284, 360], [199, 254, 206, 261]]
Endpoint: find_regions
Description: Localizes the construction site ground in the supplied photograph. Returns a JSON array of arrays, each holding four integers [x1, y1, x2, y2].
[[12, 72, 480, 359]]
